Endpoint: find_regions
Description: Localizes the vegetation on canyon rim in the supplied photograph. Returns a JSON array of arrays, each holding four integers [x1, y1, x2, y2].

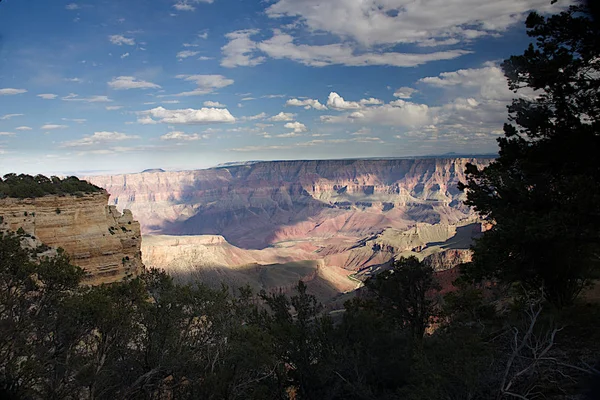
[[1, 3, 600, 400], [0, 174, 103, 199]]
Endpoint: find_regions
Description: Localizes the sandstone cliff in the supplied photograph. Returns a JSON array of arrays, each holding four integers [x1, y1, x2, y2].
[[86, 158, 492, 249], [0, 192, 144, 284]]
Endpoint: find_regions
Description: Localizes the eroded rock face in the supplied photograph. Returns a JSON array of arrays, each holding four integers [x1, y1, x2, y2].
[[0, 192, 144, 284], [86, 158, 492, 249]]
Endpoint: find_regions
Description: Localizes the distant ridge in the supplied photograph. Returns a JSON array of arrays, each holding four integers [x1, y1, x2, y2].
[[141, 168, 165, 173]]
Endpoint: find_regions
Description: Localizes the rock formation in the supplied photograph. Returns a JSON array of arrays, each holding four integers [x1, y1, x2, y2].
[[86, 157, 492, 249], [0, 192, 144, 284]]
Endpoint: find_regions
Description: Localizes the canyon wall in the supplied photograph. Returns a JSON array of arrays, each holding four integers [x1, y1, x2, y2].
[[0, 192, 144, 284], [87, 158, 492, 249]]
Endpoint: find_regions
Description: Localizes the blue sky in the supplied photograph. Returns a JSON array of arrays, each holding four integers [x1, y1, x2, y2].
[[0, 0, 564, 175]]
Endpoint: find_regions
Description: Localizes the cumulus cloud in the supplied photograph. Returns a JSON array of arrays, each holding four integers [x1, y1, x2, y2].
[[41, 124, 69, 130], [326, 92, 361, 110], [265, 0, 561, 47], [120, 53, 130, 59], [269, 112, 296, 122], [160, 131, 208, 141], [0, 114, 24, 120], [62, 94, 112, 103], [203, 101, 226, 107], [221, 29, 266, 68], [286, 98, 327, 110], [284, 121, 308, 133], [62, 131, 141, 147], [177, 50, 200, 59], [173, 74, 234, 96], [37, 93, 58, 100], [324, 92, 384, 110], [106, 105, 123, 110], [321, 100, 431, 127], [108, 76, 161, 90], [0, 88, 27, 96], [138, 106, 235, 125], [394, 87, 417, 99], [109, 35, 136, 46], [65, 3, 80, 10], [15, 126, 33, 131]]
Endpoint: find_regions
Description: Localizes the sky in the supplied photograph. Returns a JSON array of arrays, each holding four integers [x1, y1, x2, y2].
[[0, 0, 565, 175]]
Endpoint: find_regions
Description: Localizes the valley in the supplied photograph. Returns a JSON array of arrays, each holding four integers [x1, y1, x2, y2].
[[86, 157, 492, 301]]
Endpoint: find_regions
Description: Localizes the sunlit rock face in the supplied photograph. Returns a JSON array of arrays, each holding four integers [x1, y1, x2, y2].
[[0, 192, 144, 284], [86, 158, 492, 250]]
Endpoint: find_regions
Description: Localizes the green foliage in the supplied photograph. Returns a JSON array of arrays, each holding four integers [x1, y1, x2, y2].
[[459, 4, 600, 308], [0, 173, 103, 199], [366, 256, 441, 342]]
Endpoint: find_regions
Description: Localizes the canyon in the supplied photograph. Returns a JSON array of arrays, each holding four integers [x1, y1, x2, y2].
[[86, 157, 492, 300], [0, 192, 144, 285]]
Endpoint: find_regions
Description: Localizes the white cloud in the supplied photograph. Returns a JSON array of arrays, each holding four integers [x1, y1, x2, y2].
[[242, 112, 267, 121], [41, 124, 69, 130], [65, 77, 83, 83], [326, 92, 361, 110], [160, 131, 208, 141], [269, 112, 296, 122], [62, 131, 141, 147], [321, 100, 431, 127], [265, 0, 561, 47], [0, 132, 15, 136], [62, 94, 112, 103], [172, 75, 234, 96], [221, 29, 266, 68], [326, 92, 383, 110], [106, 105, 123, 110], [286, 98, 327, 110], [0, 88, 27, 96], [173, 0, 213, 11], [37, 93, 58, 100], [256, 32, 470, 67], [394, 87, 417, 99], [162, 100, 180, 104], [351, 127, 371, 135], [173, 2, 195, 11], [121, 52, 130, 59], [108, 76, 161, 90], [138, 106, 235, 125], [203, 101, 226, 107], [61, 118, 87, 123], [109, 35, 135, 46], [65, 3, 80, 10], [276, 132, 301, 138], [15, 126, 32, 131], [221, 30, 469, 68], [198, 32, 209, 39], [359, 97, 383, 105], [0, 114, 24, 120], [177, 50, 200, 59], [198, 56, 213, 61], [284, 121, 308, 133]]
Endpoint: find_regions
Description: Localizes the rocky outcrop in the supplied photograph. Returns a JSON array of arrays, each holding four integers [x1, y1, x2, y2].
[[423, 249, 473, 271], [86, 158, 492, 249], [0, 192, 144, 284]]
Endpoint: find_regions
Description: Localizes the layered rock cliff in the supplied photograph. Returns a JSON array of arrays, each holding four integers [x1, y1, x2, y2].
[[0, 192, 144, 284], [86, 158, 492, 249]]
